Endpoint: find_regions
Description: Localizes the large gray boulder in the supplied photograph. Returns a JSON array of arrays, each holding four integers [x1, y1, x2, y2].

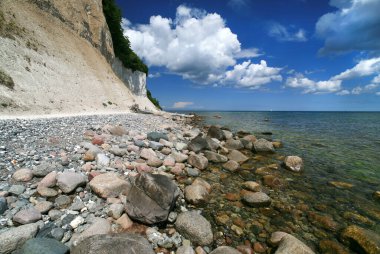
[[15, 238, 69, 254], [274, 233, 315, 254], [175, 211, 213, 246], [0, 223, 39, 254], [207, 126, 226, 141], [125, 173, 180, 224], [71, 233, 155, 254], [253, 139, 275, 153], [210, 246, 241, 254]]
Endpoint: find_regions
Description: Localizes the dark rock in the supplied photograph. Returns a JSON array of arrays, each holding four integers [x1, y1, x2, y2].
[[125, 173, 180, 224], [188, 135, 208, 153], [147, 132, 168, 142], [207, 126, 226, 141], [32, 162, 54, 177], [71, 233, 155, 254], [0, 197, 7, 215], [36, 222, 56, 238], [55, 195, 72, 208], [16, 238, 69, 254]]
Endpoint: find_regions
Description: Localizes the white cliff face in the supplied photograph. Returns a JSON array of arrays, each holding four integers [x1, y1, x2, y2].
[[0, 0, 156, 116], [112, 58, 147, 96]]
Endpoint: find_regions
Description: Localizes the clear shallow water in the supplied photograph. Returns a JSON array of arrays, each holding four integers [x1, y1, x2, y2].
[[185, 111, 380, 251]]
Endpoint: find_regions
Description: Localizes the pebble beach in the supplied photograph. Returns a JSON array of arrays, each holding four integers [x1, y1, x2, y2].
[[0, 112, 379, 254]]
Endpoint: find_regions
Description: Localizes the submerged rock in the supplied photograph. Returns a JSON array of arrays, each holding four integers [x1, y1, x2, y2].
[[125, 173, 180, 224], [204, 151, 228, 163], [319, 239, 350, 254], [284, 156, 303, 172], [274, 233, 315, 254], [340, 225, 380, 254], [175, 211, 213, 246], [328, 181, 353, 189], [227, 150, 248, 163], [222, 160, 239, 172], [241, 191, 271, 207], [71, 233, 155, 254]]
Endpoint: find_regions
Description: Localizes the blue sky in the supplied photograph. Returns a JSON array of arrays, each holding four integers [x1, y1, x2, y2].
[[116, 0, 380, 111]]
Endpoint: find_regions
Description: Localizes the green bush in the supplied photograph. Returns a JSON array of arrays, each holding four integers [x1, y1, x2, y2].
[[102, 0, 148, 74], [103, 0, 161, 110], [147, 89, 162, 110]]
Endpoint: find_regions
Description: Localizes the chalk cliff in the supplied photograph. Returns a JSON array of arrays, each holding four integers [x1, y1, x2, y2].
[[0, 0, 155, 116]]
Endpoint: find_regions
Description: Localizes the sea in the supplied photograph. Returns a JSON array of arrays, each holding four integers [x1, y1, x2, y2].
[[176, 111, 380, 249]]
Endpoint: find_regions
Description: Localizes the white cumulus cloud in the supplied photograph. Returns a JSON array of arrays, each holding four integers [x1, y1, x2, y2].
[[332, 57, 380, 80], [223, 60, 282, 88], [172, 101, 194, 108], [336, 90, 350, 95], [286, 74, 342, 94], [123, 5, 281, 88], [268, 22, 307, 42]]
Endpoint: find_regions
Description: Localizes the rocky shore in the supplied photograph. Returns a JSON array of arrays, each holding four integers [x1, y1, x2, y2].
[[0, 112, 379, 254]]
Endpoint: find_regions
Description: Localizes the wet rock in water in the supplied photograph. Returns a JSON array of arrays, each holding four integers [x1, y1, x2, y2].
[[272, 141, 282, 148], [242, 181, 261, 192], [340, 225, 380, 254], [125, 173, 180, 224], [204, 151, 228, 163], [148, 132, 168, 142], [263, 175, 284, 188], [273, 233, 315, 254], [373, 191, 380, 200], [223, 160, 239, 172], [71, 233, 155, 254], [253, 139, 275, 153], [56, 172, 87, 193], [12, 168, 33, 182], [328, 181, 353, 189], [207, 126, 226, 141], [319, 239, 350, 254], [0, 197, 7, 215], [343, 211, 374, 226], [16, 238, 69, 254], [89, 173, 129, 198], [185, 183, 209, 205], [209, 246, 241, 254], [307, 212, 338, 231], [188, 154, 208, 170], [241, 191, 271, 207], [269, 231, 288, 246], [227, 150, 248, 163], [13, 207, 42, 224], [0, 223, 39, 254], [284, 156, 303, 172], [225, 139, 244, 150], [71, 217, 111, 246], [175, 211, 213, 246]]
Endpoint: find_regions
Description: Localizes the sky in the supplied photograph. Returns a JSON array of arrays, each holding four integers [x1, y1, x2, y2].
[[116, 0, 380, 111]]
